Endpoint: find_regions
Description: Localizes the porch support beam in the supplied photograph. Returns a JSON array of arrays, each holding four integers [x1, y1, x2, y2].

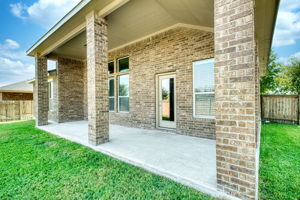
[[214, 0, 259, 199], [86, 11, 109, 145], [35, 56, 49, 126], [40, 23, 86, 57]]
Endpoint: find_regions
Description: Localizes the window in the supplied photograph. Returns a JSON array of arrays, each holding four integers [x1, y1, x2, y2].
[[118, 57, 129, 72], [108, 61, 114, 74], [48, 81, 53, 99], [193, 58, 215, 118], [118, 74, 129, 112], [109, 78, 115, 111]]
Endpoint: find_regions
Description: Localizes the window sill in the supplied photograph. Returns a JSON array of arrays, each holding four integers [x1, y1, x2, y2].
[[193, 115, 215, 120], [118, 111, 129, 114]]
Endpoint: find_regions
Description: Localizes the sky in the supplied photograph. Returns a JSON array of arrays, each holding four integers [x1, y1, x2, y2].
[[0, 0, 300, 86]]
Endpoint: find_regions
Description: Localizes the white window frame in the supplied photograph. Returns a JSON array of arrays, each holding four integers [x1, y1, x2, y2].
[[108, 77, 115, 112], [193, 58, 215, 119], [48, 79, 54, 111], [118, 74, 130, 113]]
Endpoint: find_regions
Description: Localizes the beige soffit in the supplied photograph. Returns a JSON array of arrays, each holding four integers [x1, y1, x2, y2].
[[27, 0, 130, 57], [255, 0, 280, 76], [46, 0, 214, 59], [108, 23, 213, 53], [26, 0, 92, 56]]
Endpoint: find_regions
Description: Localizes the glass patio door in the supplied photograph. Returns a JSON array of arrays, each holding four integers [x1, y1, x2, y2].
[[158, 74, 176, 129]]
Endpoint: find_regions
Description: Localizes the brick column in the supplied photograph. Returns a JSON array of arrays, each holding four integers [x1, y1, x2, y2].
[[35, 56, 49, 126], [86, 11, 109, 145], [214, 0, 259, 199], [57, 57, 85, 123]]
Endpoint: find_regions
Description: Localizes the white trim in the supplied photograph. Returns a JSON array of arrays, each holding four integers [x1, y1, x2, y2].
[[194, 115, 215, 120], [26, 0, 92, 55], [109, 23, 213, 53], [192, 58, 215, 119], [27, 0, 131, 56], [40, 23, 86, 57], [48, 79, 54, 111], [98, 0, 130, 17], [156, 73, 176, 129]]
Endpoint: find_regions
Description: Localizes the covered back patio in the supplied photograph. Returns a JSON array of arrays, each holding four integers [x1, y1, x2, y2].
[[27, 0, 279, 199], [38, 121, 221, 197]]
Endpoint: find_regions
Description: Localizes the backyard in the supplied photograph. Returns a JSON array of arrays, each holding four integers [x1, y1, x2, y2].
[[0, 121, 299, 200]]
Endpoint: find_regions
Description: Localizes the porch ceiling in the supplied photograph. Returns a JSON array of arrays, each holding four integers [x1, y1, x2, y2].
[[39, 0, 215, 60], [28, 0, 279, 75]]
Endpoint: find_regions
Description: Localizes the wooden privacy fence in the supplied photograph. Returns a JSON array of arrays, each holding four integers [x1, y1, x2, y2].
[[0, 101, 34, 122], [261, 95, 300, 124]]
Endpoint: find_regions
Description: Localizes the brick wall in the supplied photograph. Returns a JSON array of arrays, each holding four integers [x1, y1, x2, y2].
[[56, 26, 215, 139], [105, 27, 215, 139], [57, 57, 85, 123], [35, 57, 48, 126], [214, 0, 260, 199], [86, 12, 109, 145]]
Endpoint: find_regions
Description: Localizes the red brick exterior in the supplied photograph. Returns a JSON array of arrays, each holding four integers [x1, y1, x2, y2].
[[107, 27, 216, 139], [35, 57, 49, 126], [214, 0, 260, 199]]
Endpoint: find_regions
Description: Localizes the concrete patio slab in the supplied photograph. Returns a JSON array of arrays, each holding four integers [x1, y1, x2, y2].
[[38, 121, 233, 199]]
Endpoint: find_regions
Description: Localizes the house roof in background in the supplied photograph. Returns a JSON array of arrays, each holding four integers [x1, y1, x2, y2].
[[0, 80, 33, 93]]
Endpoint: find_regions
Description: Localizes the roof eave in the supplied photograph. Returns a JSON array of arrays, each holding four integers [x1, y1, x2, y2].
[[26, 0, 92, 57]]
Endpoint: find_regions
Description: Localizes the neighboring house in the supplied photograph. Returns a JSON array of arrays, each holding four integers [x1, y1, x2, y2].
[[26, 0, 280, 199], [29, 69, 57, 122], [0, 81, 33, 101]]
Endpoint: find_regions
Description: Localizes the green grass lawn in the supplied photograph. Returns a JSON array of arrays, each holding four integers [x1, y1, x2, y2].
[[259, 123, 300, 200], [0, 121, 213, 200], [1, 121, 299, 200]]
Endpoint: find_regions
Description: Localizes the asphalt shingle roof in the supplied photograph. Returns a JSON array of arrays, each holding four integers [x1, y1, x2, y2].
[[0, 80, 33, 92]]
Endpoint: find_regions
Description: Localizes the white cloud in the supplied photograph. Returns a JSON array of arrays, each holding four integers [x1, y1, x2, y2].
[[5, 39, 20, 49], [279, 52, 300, 64], [280, 0, 300, 11], [273, 0, 300, 47], [10, 0, 81, 29], [10, 3, 27, 19], [293, 52, 300, 58], [0, 40, 35, 86], [0, 39, 20, 50]]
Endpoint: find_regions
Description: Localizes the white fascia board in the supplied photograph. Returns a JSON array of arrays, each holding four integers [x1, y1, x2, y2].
[[26, 0, 92, 56]]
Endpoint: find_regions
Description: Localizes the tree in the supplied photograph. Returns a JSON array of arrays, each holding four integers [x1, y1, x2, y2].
[[260, 51, 282, 94], [278, 57, 300, 95]]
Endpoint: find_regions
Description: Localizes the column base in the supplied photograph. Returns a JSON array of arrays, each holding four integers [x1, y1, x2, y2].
[[88, 137, 109, 146]]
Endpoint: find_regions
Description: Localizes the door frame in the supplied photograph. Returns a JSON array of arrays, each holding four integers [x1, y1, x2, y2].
[[156, 72, 176, 129]]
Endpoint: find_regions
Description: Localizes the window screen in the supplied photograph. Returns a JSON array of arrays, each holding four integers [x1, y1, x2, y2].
[[193, 59, 215, 117]]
